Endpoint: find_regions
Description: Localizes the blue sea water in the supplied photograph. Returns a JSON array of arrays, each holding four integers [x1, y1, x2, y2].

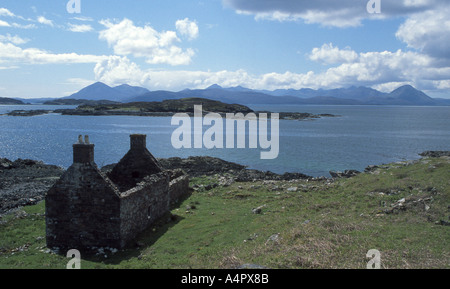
[[0, 104, 449, 177]]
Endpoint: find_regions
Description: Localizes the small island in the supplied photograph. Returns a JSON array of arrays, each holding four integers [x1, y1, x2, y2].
[[4, 110, 53, 117], [3, 97, 338, 120], [0, 97, 25, 105], [55, 97, 254, 116]]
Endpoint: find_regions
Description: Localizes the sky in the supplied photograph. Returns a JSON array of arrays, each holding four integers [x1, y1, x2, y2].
[[0, 0, 450, 99]]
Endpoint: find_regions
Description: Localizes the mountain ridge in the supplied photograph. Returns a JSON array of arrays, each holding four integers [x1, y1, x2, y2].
[[43, 82, 450, 106], [62, 82, 149, 102]]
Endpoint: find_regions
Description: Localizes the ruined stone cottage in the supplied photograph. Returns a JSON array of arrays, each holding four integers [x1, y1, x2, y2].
[[45, 134, 189, 250]]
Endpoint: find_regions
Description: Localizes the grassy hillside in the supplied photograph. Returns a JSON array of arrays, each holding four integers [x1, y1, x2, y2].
[[0, 156, 448, 269]]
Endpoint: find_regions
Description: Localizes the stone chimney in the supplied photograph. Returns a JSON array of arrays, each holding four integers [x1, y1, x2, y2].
[[73, 135, 94, 163], [130, 134, 147, 151]]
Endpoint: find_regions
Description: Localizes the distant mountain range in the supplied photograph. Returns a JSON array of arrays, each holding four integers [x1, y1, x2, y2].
[[64, 82, 151, 102], [9, 82, 450, 106]]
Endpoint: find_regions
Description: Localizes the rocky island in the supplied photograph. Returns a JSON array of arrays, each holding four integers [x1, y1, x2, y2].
[[54, 97, 254, 116], [0, 97, 25, 105], [3, 97, 338, 120]]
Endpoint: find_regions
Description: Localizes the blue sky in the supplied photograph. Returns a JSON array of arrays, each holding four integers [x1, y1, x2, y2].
[[1, 0, 450, 99]]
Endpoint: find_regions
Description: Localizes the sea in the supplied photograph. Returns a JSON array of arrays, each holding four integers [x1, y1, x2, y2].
[[0, 104, 449, 177]]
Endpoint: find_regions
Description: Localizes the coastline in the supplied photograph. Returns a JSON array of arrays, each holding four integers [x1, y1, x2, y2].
[[1, 151, 449, 216], [0, 98, 339, 120], [1, 151, 449, 269], [1, 108, 339, 120]]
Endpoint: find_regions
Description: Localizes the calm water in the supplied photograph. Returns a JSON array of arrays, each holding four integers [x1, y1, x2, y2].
[[0, 104, 449, 177]]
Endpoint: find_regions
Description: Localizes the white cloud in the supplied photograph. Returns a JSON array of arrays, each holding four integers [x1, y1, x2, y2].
[[0, 41, 107, 64], [309, 43, 358, 65], [0, 8, 15, 17], [71, 16, 94, 22], [0, 19, 10, 27], [68, 23, 93, 33], [303, 45, 444, 90], [396, 6, 450, 60], [87, 41, 450, 95], [147, 69, 254, 90], [0, 7, 32, 24], [0, 65, 19, 70], [94, 55, 152, 87], [0, 34, 29, 45], [223, 0, 446, 27], [250, 8, 368, 27], [11, 23, 37, 29], [372, 81, 414, 93], [433, 79, 450, 90], [1, 3, 448, 97], [37, 16, 54, 27], [176, 18, 199, 40], [99, 18, 195, 66], [92, 57, 256, 90], [162, 41, 425, 93], [403, 0, 431, 7]]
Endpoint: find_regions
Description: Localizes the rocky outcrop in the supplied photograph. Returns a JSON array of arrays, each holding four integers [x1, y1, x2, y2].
[[156, 156, 313, 181], [235, 169, 311, 182], [5, 110, 52, 117], [419, 151, 450, 158], [0, 158, 64, 215], [383, 196, 434, 215], [329, 170, 361, 178], [157, 156, 247, 177]]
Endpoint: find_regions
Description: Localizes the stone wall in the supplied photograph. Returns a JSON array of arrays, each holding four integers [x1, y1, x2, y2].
[[108, 134, 163, 191], [168, 169, 190, 205], [46, 162, 122, 249], [119, 172, 170, 247]]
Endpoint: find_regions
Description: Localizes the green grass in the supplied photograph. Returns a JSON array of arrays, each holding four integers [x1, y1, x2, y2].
[[1, 157, 449, 269]]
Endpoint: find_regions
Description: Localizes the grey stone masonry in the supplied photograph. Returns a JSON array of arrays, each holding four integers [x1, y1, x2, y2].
[[108, 134, 164, 191], [72, 135, 94, 164], [45, 134, 189, 251]]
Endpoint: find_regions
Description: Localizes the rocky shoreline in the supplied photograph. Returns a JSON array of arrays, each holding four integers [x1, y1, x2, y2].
[[0, 159, 64, 215], [0, 155, 316, 215], [1, 151, 449, 216]]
